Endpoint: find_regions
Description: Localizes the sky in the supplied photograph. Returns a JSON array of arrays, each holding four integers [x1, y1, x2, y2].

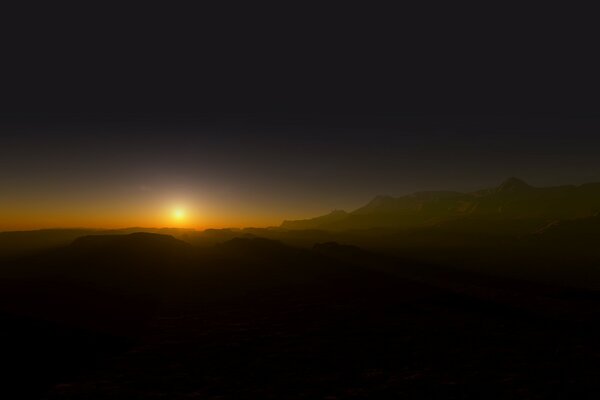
[[3, 114, 600, 230], [1, 4, 599, 230]]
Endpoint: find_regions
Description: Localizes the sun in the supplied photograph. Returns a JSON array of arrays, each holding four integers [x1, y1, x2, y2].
[[172, 208, 186, 221]]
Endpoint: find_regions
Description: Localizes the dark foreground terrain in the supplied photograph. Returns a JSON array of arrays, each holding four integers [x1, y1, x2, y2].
[[1, 233, 600, 399]]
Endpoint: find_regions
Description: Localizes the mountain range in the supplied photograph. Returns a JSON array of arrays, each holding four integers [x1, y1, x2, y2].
[[281, 177, 600, 231], [4, 181, 600, 397]]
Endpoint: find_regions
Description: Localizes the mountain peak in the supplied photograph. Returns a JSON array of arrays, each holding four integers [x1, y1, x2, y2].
[[497, 177, 532, 193]]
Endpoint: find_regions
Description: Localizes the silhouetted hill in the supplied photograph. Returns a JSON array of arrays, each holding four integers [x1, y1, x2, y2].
[[0, 227, 196, 259], [70, 232, 191, 257], [216, 237, 289, 256], [280, 178, 600, 230], [0, 229, 99, 258], [0, 232, 194, 398], [313, 241, 367, 259], [4, 226, 600, 398], [198, 237, 381, 293], [0, 233, 192, 335]]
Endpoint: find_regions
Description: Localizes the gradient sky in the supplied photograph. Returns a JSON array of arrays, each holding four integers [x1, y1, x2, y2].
[[2, 4, 599, 230], [2, 114, 600, 231]]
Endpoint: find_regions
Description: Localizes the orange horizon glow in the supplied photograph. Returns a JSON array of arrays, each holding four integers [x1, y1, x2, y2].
[[0, 216, 284, 232], [0, 197, 286, 231], [0, 189, 352, 232], [0, 208, 295, 232]]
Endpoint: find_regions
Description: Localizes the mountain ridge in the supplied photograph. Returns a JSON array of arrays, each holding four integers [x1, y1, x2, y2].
[[280, 178, 600, 231]]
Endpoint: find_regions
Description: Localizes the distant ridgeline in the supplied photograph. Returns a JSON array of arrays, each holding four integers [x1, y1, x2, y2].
[[281, 178, 600, 231]]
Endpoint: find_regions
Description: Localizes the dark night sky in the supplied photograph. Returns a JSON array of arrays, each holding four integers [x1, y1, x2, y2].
[[1, 4, 600, 229]]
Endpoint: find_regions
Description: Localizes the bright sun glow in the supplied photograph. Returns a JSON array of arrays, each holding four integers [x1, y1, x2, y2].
[[172, 208, 186, 221]]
